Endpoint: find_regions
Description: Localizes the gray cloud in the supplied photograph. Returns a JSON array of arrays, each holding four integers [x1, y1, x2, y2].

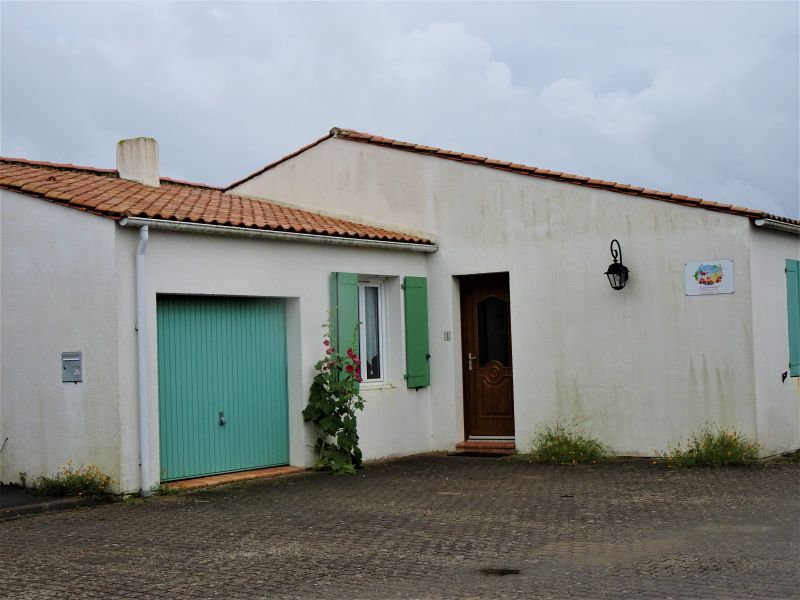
[[2, 1, 797, 217]]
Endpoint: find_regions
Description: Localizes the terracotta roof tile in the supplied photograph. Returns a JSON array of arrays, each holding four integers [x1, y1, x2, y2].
[[0, 157, 432, 245], [230, 127, 796, 226], [741, 207, 765, 217], [561, 173, 589, 182]]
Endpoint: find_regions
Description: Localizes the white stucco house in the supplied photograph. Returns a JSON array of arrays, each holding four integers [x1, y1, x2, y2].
[[1, 129, 798, 494]]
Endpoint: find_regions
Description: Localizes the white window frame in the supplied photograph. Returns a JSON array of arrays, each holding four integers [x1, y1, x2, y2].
[[357, 280, 388, 385]]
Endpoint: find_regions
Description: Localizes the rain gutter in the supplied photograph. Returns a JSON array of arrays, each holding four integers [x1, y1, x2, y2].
[[118, 217, 438, 252], [753, 218, 800, 235]]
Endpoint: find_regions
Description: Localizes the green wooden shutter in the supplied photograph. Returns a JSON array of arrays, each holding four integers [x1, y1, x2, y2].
[[786, 259, 800, 377], [330, 272, 359, 355], [404, 276, 431, 388]]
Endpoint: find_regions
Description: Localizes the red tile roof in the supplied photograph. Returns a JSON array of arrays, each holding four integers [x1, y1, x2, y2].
[[227, 127, 798, 227], [0, 156, 432, 245]]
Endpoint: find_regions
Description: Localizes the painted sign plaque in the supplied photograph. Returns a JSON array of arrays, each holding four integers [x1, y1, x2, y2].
[[684, 260, 734, 295]]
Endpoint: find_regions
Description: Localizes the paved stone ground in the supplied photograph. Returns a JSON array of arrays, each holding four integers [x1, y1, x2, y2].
[[1, 455, 798, 599]]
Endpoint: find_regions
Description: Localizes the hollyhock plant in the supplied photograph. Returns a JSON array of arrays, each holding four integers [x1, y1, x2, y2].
[[302, 322, 364, 474]]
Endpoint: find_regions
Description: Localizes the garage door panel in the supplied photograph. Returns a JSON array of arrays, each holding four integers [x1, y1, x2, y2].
[[157, 295, 288, 481]]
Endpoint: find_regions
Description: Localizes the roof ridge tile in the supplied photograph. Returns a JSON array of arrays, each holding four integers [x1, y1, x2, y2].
[[284, 127, 795, 226]]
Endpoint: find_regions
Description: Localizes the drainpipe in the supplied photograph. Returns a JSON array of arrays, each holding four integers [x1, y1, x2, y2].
[[136, 226, 152, 497]]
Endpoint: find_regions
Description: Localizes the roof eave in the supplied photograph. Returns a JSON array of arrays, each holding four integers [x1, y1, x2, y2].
[[753, 218, 800, 236], [117, 216, 438, 252]]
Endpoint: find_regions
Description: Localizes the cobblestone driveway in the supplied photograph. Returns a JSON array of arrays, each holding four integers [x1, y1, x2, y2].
[[1, 455, 798, 599]]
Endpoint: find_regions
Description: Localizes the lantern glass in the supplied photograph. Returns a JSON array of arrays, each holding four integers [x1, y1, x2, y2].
[[605, 262, 629, 290]]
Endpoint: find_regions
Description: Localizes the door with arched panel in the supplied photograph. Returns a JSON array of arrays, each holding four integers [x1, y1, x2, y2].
[[460, 273, 515, 438]]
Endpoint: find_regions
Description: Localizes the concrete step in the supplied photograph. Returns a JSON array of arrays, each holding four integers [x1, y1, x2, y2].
[[454, 440, 516, 456]]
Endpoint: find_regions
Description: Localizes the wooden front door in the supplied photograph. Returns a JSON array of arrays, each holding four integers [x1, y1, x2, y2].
[[460, 273, 515, 438]]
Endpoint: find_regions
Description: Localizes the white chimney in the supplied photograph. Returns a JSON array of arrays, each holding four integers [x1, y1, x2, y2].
[[116, 137, 159, 187]]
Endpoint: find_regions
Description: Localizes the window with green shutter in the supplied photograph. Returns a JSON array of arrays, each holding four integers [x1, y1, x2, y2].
[[403, 276, 431, 388], [786, 259, 800, 377], [330, 273, 430, 389]]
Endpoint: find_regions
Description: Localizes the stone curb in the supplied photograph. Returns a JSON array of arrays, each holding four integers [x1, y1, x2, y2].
[[0, 495, 115, 521]]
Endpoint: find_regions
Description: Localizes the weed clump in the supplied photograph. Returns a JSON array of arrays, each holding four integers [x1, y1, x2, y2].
[[529, 422, 605, 464], [661, 426, 761, 467], [33, 462, 111, 497]]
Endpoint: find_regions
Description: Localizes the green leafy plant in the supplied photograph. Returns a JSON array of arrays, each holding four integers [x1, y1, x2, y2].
[[33, 461, 111, 497], [660, 425, 761, 467], [529, 422, 605, 464], [302, 324, 364, 474]]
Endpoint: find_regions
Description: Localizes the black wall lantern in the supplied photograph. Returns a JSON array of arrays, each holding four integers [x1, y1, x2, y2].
[[604, 239, 629, 290]]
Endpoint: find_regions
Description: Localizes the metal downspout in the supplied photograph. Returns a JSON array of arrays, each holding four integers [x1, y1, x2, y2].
[[136, 226, 152, 496]]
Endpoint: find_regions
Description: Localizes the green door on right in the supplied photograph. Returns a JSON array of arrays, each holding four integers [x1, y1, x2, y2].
[[157, 295, 289, 481]]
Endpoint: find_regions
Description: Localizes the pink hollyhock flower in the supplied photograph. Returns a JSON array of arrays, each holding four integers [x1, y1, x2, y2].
[[345, 364, 354, 373], [323, 339, 329, 347], [346, 348, 354, 358], [325, 347, 334, 355]]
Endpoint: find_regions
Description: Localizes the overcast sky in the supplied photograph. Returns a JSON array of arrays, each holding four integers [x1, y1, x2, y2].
[[2, 2, 798, 218]]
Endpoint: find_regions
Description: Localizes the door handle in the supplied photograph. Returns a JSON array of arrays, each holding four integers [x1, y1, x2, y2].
[[467, 353, 476, 371], [219, 411, 226, 426]]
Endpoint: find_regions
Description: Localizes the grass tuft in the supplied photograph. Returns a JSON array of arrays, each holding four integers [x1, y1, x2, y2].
[[33, 461, 111, 497], [660, 426, 761, 467], [529, 422, 605, 464]]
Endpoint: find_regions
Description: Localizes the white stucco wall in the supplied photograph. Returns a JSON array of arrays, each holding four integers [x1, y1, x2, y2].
[[749, 227, 800, 454], [0, 191, 121, 488], [114, 227, 432, 492], [233, 138, 776, 456], [233, 140, 436, 239]]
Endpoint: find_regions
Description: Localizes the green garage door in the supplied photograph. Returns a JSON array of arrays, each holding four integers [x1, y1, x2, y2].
[[157, 295, 288, 481]]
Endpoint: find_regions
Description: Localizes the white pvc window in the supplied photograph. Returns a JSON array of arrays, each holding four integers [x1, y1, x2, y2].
[[358, 281, 386, 383]]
